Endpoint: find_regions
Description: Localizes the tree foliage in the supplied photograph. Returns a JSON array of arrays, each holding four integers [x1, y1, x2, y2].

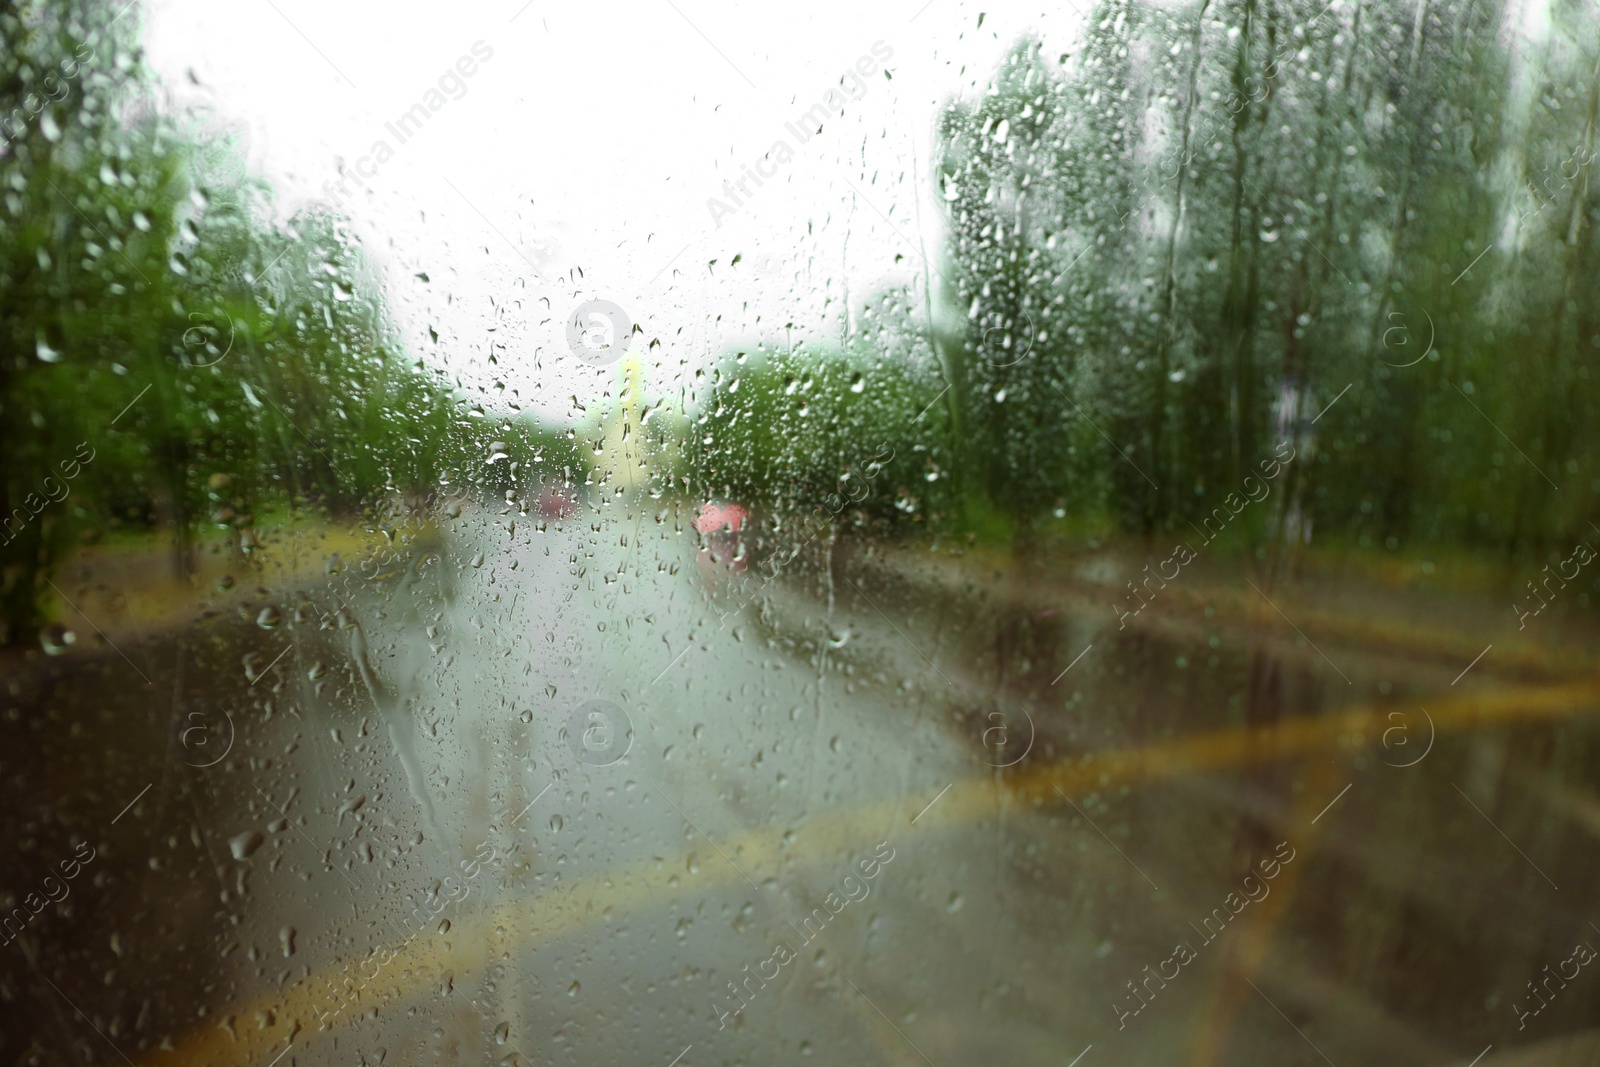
[[929, 0, 1598, 560], [0, 0, 465, 642]]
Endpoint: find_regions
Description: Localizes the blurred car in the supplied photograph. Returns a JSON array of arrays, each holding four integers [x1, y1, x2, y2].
[[694, 500, 749, 579], [537, 486, 579, 520]]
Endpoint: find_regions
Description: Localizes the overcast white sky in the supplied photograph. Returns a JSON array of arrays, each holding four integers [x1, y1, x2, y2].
[[130, 0, 1562, 425], [134, 0, 1088, 421]]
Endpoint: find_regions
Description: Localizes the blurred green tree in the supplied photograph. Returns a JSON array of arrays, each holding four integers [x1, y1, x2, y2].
[[0, 0, 463, 643]]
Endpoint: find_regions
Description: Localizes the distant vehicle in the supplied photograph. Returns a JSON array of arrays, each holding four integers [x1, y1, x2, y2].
[[538, 487, 579, 520], [694, 500, 749, 577]]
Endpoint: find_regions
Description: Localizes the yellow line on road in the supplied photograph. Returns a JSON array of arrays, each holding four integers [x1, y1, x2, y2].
[[139, 679, 1599, 1065]]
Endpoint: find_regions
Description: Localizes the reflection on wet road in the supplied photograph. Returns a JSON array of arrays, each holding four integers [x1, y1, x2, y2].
[[5, 504, 1600, 1067]]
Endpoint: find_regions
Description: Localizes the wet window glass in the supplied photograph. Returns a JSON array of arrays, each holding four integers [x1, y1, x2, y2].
[[3, 0, 1599, 1064]]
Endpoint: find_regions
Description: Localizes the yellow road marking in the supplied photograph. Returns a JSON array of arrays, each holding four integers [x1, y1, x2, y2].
[[139, 679, 1600, 1064]]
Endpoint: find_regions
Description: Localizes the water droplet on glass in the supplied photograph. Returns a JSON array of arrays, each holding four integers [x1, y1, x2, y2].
[[34, 331, 62, 363], [39, 623, 76, 655], [228, 830, 265, 861], [336, 795, 366, 824]]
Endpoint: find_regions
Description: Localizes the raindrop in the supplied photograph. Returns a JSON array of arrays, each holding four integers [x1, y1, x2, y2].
[[256, 606, 283, 630], [336, 795, 367, 824], [39, 623, 76, 655], [34, 330, 62, 363], [228, 830, 265, 861]]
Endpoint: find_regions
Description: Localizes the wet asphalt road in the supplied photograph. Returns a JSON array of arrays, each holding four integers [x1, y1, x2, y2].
[[3, 502, 1598, 1067]]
